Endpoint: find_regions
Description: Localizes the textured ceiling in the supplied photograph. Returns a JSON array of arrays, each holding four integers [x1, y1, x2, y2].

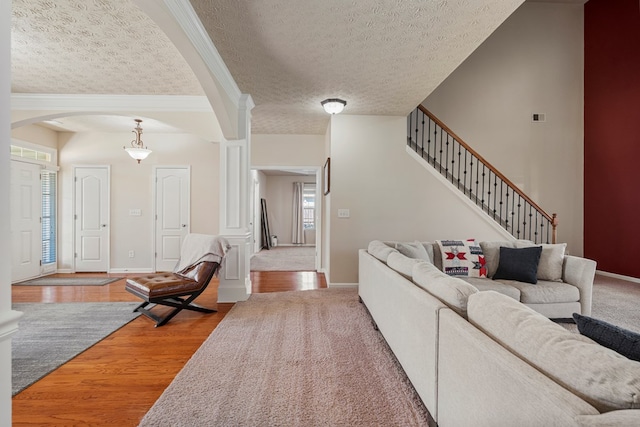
[[11, 0, 528, 135], [191, 0, 525, 134], [11, 0, 204, 95]]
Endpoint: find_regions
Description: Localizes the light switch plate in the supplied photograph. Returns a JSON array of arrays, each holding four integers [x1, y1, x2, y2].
[[129, 209, 141, 216], [337, 209, 350, 218]]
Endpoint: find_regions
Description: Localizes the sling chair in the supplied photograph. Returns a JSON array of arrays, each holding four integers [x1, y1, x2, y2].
[[125, 234, 230, 327]]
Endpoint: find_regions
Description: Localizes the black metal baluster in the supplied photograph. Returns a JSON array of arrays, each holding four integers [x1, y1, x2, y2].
[[528, 205, 533, 242], [456, 142, 462, 189], [444, 134, 450, 180], [437, 126, 443, 172], [493, 174, 498, 220], [516, 195, 522, 239], [420, 114, 425, 157], [498, 179, 502, 227]]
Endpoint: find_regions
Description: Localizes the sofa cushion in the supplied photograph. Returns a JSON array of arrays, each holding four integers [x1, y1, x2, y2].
[[387, 251, 425, 279], [493, 246, 542, 284], [461, 277, 521, 300], [479, 241, 516, 278], [502, 279, 580, 304], [412, 262, 478, 317], [396, 241, 431, 262], [516, 241, 567, 282], [468, 291, 640, 413], [367, 240, 397, 263], [436, 239, 487, 278], [573, 313, 640, 362]]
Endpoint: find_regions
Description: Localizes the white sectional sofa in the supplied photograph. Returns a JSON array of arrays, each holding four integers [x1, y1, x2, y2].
[[359, 241, 640, 426]]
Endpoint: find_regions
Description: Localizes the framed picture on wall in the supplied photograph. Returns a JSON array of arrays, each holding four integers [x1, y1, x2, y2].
[[323, 157, 331, 195]]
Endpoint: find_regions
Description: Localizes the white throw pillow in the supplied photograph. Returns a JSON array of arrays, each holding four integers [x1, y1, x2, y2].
[[396, 241, 431, 262], [516, 241, 566, 282], [367, 240, 397, 263]]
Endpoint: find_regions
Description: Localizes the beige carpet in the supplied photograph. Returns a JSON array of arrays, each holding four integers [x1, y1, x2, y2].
[[250, 246, 316, 271], [561, 273, 640, 333], [140, 288, 430, 426]]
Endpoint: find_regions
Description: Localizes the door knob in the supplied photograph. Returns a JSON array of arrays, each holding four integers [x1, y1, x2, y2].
[[101, 224, 107, 228], [181, 224, 187, 228]]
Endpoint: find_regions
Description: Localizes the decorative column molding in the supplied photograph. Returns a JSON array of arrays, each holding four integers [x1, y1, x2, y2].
[[218, 94, 254, 302], [2, 1, 22, 424]]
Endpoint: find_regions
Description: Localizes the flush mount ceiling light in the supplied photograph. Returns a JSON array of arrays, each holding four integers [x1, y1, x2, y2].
[[321, 98, 347, 114], [124, 119, 152, 164]]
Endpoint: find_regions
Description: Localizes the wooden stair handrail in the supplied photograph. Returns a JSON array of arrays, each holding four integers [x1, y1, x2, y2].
[[417, 105, 558, 243]]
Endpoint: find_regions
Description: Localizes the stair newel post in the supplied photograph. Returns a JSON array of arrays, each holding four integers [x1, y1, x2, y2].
[[551, 213, 558, 244]]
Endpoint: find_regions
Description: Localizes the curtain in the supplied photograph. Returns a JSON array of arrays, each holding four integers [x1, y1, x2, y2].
[[292, 182, 305, 245]]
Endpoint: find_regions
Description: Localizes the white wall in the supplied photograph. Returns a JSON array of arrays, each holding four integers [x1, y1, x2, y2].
[[52, 130, 220, 271], [264, 175, 316, 245], [424, 2, 584, 255], [252, 134, 325, 166], [328, 114, 509, 284], [11, 124, 58, 149]]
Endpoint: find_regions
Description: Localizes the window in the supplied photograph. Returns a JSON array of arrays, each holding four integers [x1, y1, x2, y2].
[[11, 144, 52, 163], [303, 183, 316, 229], [41, 170, 57, 266]]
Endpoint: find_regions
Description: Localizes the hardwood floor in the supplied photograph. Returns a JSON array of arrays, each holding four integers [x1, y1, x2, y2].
[[12, 271, 327, 426]]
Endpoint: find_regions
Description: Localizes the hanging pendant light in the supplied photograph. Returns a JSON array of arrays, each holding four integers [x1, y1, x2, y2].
[[124, 119, 152, 164]]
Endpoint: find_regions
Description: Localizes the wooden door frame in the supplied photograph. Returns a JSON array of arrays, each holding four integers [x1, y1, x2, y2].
[[72, 165, 111, 273]]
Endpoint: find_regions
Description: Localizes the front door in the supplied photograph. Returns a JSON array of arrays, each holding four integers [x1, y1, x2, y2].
[[11, 161, 42, 282], [155, 167, 190, 272], [74, 166, 109, 272]]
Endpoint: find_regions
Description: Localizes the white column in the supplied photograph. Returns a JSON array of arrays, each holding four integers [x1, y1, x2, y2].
[[218, 94, 254, 302], [1, 1, 24, 424]]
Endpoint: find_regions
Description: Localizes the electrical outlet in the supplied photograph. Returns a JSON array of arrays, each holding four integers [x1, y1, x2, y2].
[[128, 250, 134, 258], [532, 113, 546, 122]]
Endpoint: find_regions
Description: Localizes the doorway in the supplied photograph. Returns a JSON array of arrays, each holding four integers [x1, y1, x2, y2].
[[250, 167, 322, 271]]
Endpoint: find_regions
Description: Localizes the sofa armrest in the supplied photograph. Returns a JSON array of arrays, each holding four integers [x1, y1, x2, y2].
[[562, 255, 597, 316], [576, 410, 640, 426]]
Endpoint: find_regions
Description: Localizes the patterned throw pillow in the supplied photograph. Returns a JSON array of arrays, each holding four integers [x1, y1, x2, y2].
[[436, 239, 487, 278]]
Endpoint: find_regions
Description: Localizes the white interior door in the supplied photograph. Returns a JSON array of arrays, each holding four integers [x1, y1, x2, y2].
[[155, 167, 190, 272], [74, 166, 109, 272], [11, 161, 42, 282]]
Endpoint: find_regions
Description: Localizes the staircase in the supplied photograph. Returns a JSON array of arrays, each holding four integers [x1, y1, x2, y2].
[[407, 105, 557, 244]]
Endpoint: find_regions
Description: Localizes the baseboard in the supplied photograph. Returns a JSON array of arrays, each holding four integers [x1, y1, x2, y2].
[[328, 283, 358, 288], [596, 270, 640, 284], [109, 268, 154, 274], [56, 268, 73, 274]]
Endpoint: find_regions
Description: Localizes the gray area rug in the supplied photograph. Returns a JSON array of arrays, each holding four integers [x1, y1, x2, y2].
[[12, 302, 140, 395], [140, 288, 430, 426], [250, 245, 316, 271], [14, 277, 121, 286]]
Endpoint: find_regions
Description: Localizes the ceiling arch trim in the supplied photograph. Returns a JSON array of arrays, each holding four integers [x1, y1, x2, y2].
[[11, 94, 213, 112], [134, 0, 250, 140]]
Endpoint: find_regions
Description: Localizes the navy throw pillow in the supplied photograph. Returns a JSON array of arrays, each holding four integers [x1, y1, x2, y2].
[[493, 246, 542, 284], [573, 313, 640, 362]]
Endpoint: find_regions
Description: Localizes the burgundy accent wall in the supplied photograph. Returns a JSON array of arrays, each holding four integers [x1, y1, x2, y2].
[[584, 0, 640, 277]]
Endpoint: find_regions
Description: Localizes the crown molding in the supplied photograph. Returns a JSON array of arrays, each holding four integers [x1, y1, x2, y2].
[[11, 94, 213, 112], [162, 0, 243, 108]]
